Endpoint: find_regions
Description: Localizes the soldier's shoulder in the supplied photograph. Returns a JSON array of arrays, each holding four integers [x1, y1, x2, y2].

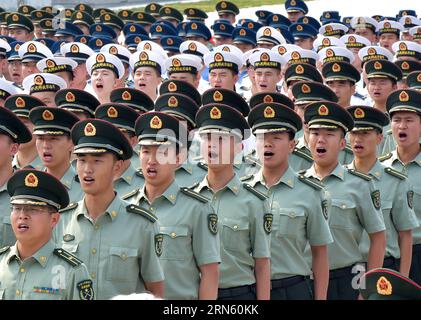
[[197, 161, 208, 171], [59, 202, 79, 213], [347, 168, 372, 181], [296, 172, 324, 190], [121, 188, 140, 200], [180, 187, 210, 203], [292, 147, 313, 162], [242, 182, 268, 200], [0, 246, 10, 255], [240, 174, 254, 182], [135, 168, 144, 178], [384, 166, 407, 180], [126, 204, 157, 223], [379, 153, 393, 162], [53, 248, 83, 267]]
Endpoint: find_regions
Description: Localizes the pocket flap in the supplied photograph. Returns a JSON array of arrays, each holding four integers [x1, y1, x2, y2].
[[160, 226, 189, 238], [331, 199, 356, 210], [278, 208, 305, 218], [221, 217, 249, 231], [109, 247, 138, 260]]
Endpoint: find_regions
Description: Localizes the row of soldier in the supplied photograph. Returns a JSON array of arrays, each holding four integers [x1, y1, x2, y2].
[[0, 0, 420, 300]]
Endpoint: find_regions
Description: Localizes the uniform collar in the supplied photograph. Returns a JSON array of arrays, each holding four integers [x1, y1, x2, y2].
[[137, 180, 180, 206], [116, 162, 137, 185], [295, 135, 308, 149], [77, 194, 125, 221], [177, 162, 194, 175], [307, 162, 345, 181], [196, 173, 241, 195], [7, 238, 55, 268], [60, 166, 77, 190], [348, 160, 384, 180], [391, 147, 421, 167], [252, 167, 295, 189], [12, 155, 43, 171]]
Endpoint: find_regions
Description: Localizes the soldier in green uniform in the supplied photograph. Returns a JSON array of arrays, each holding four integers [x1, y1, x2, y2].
[[0, 169, 93, 300], [303, 101, 386, 299], [347, 106, 418, 277], [246, 102, 333, 300], [95, 103, 144, 197], [54, 119, 164, 299], [193, 103, 272, 300], [29, 107, 83, 203], [4, 94, 45, 171], [381, 89, 421, 285], [124, 112, 220, 300], [0, 107, 31, 247]]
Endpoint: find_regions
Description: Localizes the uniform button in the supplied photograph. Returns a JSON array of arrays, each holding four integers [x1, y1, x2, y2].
[[19, 268, 25, 273], [94, 225, 100, 230], [290, 212, 296, 218], [233, 225, 238, 230], [170, 232, 176, 238], [121, 253, 127, 260], [169, 194, 175, 200], [16, 290, 21, 296], [91, 248, 97, 254], [232, 186, 238, 192], [375, 172, 380, 177], [150, 207, 154, 211], [91, 272, 96, 279], [341, 204, 346, 209], [111, 211, 117, 217]]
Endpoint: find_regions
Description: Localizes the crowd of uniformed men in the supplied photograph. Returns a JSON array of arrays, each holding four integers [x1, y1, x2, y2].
[[0, 0, 420, 300]]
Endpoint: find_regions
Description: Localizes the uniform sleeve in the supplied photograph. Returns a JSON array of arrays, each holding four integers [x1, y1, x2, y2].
[[139, 222, 165, 283], [67, 264, 95, 300], [306, 188, 334, 246], [250, 198, 271, 259], [391, 180, 419, 231], [192, 203, 221, 266], [356, 180, 386, 234]]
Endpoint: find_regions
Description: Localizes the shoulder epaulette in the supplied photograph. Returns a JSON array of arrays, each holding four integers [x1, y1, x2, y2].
[[292, 147, 313, 162], [240, 174, 254, 182], [180, 187, 209, 203], [197, 161, 208, 171], [344, 144, 353, 154], [188, 181, 200, 189], [297, 174, 324, 190], [379, 153, 392, 162], [243, 183, 268, 200], [347, 168, 372, 181], [386, 129, 392, 135], [126, 204, 157, 223], [384, 167, 407, 180], [244, 155, 261, 167], [53, 248, 83, 267], [121, 188, 140, 200], [354, 92, 366, 99], [0, 246, 10, 255], [135, 169, 144, 178], [59, 202, 78, 213]]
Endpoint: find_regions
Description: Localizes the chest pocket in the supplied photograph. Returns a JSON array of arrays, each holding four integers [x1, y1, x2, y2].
[[221, 218, 250, 252], [330, 199, 359, 230], [275, 208, 306, 237], [106, 247, 139, 282], [1, 216, 16, 247], [159, 226, 191, 260]]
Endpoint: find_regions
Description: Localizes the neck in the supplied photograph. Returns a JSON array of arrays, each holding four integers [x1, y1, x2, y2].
[[207, 165, 235, 192], [145, 177, 174, 203], [340, 98, 351, 109], [353, 155, 377, 174], [0, 164, 13, 188], [114, 160, 131, 181], [16, 148, 38, 168], [17, 237, 50, 261], [45, 163, 70, 181], [84, 188, 116, 221], [397, 144, 420, 164], [98, 94, 111, 104], [373, 102, 387, 113], [263, 161, 289, 188], [314, 160, 339, 180]]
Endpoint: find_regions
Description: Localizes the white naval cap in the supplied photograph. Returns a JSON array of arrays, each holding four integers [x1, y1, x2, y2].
[[392, 41, 421, 59], [179, 40, 210, 58], [313, 36, 345, 52], [283, 48, 319, 66], [101, 44, 131, 65], [256, 26, 286, 46], [319, 23, 349, 37], [318, 46, 355, 65], [399, 16, 421, 30], [60, 42, 94, 63], [376, 20, 404, 34], [37, 57, 78, 74], [358, 45, 394, 63], [0, 39, 11, 57], [22, 73, 67, 93], [0, 78, 18, 100], [271, 44, 302, 56], [18, 41, 53, 62], [249, 49, 286, 69], [243, 48, 267, 67], [129, 50, 165, 76], [204, 50, 243, 73], [340, 34, 371, 49], [136, 40, 168, 60], [164, 54, 203, 74], [212, 44, 243, 57], [409, 25, 421, 39], [350, 16, 378, 31], [86, 52, 125, 79]]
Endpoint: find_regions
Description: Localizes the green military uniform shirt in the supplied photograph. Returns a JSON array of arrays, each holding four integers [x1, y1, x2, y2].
[[130, 145, 140, 169], [0, 239, 93, 300], [175, 162, 207, 188], [246, 167, 333, 279], [194, 174, 271, 289], [58, 166, 83, 204], [114, 162, 145, 198], [12, 154, 43, 171], [381, 148, 421, 245], [0, 183, 14, 247], [126, 180, 221, 300], [347, 160, 418, 260], [303, 164, 386, 270], [54, 195, 164, 300]]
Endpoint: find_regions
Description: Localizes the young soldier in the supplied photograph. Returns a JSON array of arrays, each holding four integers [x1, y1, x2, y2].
[[193, 103, 272, 300], [303, 101, 386, 299], [246, 102, 333, 300], [348, 106, 418, 277], [22, 73, 67, 107], [36, 56, 78, 88], [29, 106, 83, 203], [164, 54, 203, 89], [381, 89, 421, 285], [54, 119, 164, 299], [124, 112, 220, 300], [204, 50, 242, 91], [0, 169, 93, 300], [249, 50, 285, 94], [0, 107, 31, 247], [6, 12, 34, 42]]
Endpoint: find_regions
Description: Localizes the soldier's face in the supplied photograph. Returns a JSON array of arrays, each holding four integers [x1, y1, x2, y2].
[[91, 69, 118, 102], [8, 28, 32, 42], [31, 92, 57, 107], [325, 80, 355, 108], [214, 36, 232, 47], [379, 33, 399, 52], [8, 60, 23, 84], [36, 135, 73, 169], [287, 11, 304, 23], [256, 132, 295, 169], [308, 128, 346, 167], [70, 63, 88, 90], [0, 134, 18, 167], [201, 133, 242, 167], [218, 13, 236, 24], [18, 117, 36, 150], [367, 78, 396, 104], [254, 68, 282, 93], [391, 112, 421, 148], [168, 72, 199, 88], [133, 67, 162, 97], [355, 28, 377, 44], [209, 69, 238, 90], [22, 61, 40, 79], [294, 38, 314, 50], [349, 129, 382, 158]]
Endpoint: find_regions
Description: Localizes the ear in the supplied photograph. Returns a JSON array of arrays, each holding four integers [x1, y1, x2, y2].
[[50, 212, 60, 229], [193, 73, 201, 88], [113, 158, 124, 173], [376, 132, 383, 145], [339, 133, 347, 150], [10, 143, 19, 156], [233, 74, 239, 83], [288, 138, 296, 154], [351, 84, 356, 95]]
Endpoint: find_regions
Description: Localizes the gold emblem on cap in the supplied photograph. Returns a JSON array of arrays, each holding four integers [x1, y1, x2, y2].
[[263, 95, 273, 103], [134, 36, 141, 43], [221, 46, 230, 52], [273, 15, 279, 22], [295, 65, 304, 74], [96, 39, 103, 47], [164, 8, 171, 14], [302, 84, 311, 93], [399, 91, 409, 102], [150, 4, 156, 10], [374, 61, 382, 70], [15, 97, 26, 108], [137, 13, 144, 19], [367, 47, 376, 55], [96, 53, 106, 63], [109, 46, 118, 55], [46, 59, 56, 68], [263, 28, 272, 37], [104, 14, 111, 21], [348, 36, 356, 43], [70, 44, 79, 53], [172, 58, 181, 67], [399, 42, 407, 51], [45, 20, 52, 27], [354, 108, 365, 119], [188, 9, 195, 15], [325, 25, 333, 33], [239, 29, 246, 36], [318, 105, 329, 116], [168, 96, 178, 107], [322, 38, 331, 46], [107, 107, 118, 118], [168, 82, 177, 92], [150, 115, 162, 129], [384, 22, 391, 28], [326, 48, 335, 57], [79, 4, 85, 10], [80, 37, 87, 44], [167, 38, 174, 45], [27, 43, 37, 53], [278, 46, 287, 55], [210, 106, 222, 119], [248, 22, 254, 29], [122, 11, 129, 17], [303, 17, 309, 23], [296, 25, 303, 32], [143, 43, 152, 51], [15, 43, 21, 51], [36, 11, 42, 18], [291, 51, 301, 60], [221, 2, 227, 9], [220, 24, 226, 30], [140, 51, 149, 61], [122, 90, 131, 101], [291, 0, 296, 6], [401, 61, 410, 70], [12, 14, 19, 22], [188, 42, 197, 51], [260, 52, 270, 62], [417, 73, 421, 82], [129, 25, 136, 32], [42, 110, 54, 121], [264, 106, 275, 118], [376, 276, 392, 296], [156, 25, 162, 32], [405, 17, 411, 25], [34, 75, 44, 86], [213, 91, 223, 102], [65, 92, 76, 102], [332, 63, 341, 72], [96, 25, 102, 32], [76, 12, 83, 19], [214, 52, 224, 62], [84, 123, 96, 136], [24, 173, 38, 188], [191, 23, 198, 30]]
